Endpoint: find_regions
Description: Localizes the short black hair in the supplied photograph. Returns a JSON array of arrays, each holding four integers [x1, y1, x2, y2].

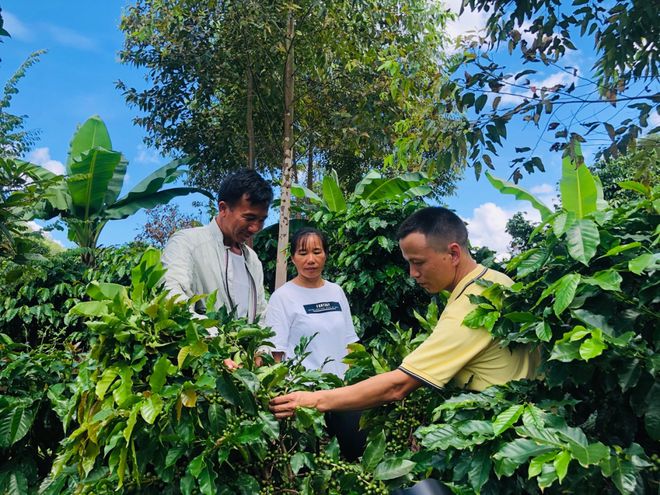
[[217, 169, 273, 207], [396, 206, 469, 251], [290, 227, 329, 256]]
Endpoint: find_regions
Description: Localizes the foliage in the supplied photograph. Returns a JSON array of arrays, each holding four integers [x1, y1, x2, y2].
[[0, 50, 43, 158], [0, 157, 60, 261], [40, 249, 394, 495], [0, 335, 78, 495], [505, 211, 537, 255], [388, 0, 659, 183], [118, 0, 460, 192], [0, 245, 147, 494], [33, 115, 211, 263], [414, 147, 659, 493], [591, 135, 659, 206], [135, 204, 201, 248], [0, 244, 146, 346]]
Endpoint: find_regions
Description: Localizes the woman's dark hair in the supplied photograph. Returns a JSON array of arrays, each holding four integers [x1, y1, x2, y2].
[[290, 227, 329, 256], [396, 206, 469, 251], [217, 169, 274, 207]]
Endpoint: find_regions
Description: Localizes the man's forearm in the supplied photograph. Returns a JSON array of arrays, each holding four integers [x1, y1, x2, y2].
[[270, 370, 423, 418]]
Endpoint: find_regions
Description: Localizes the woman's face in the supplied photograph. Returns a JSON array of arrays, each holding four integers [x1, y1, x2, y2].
[[292, 234, 327, 284]]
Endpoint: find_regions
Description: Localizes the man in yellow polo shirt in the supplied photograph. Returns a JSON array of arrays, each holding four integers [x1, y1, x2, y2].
[[270, 207, 538, 418]]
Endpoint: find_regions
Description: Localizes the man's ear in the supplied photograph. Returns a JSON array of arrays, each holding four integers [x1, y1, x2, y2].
[[218, 201, 228, 214], [448, 242, 462, 265]]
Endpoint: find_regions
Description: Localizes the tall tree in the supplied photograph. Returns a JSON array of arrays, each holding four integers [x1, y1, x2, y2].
[[404, 0, 659, 183], [118, 0, 458, 191]]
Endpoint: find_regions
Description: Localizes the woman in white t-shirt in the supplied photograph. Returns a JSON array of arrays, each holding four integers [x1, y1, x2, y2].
[[265, 227, 365, 460], [265, 227, 358, 378]]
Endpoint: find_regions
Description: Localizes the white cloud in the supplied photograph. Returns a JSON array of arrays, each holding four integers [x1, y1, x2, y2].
[[441, 0, 489, 42], [3, 11, 32, 41], [530, 182, 559, 209], [27, 147, 66, 175], [134, 145, 161, 165], [463, 202, 513, 258], [26, 221, 65, 247], [463, 201, 549, 259], [43, 24, 97, 51]]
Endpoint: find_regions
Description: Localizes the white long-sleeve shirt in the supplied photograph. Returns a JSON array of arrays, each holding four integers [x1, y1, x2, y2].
[[161, 220, 267, 324]]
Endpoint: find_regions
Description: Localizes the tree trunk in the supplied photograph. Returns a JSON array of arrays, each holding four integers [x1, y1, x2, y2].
[[274, 13, 295, 290], [246, 66, 255, 170], [307, 141, 314, 190]]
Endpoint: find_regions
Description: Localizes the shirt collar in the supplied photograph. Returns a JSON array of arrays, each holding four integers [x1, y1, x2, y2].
[[447, 264, 486, 305]]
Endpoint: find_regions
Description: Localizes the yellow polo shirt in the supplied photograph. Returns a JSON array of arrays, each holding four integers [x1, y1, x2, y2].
[[399, 264, 539, 391]]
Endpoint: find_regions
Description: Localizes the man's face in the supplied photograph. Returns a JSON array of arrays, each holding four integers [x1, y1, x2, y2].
[[399, 232, 457, 293], [217, 194, 269, 246]]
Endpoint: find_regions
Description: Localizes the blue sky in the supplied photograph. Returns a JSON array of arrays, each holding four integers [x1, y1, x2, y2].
[[3, 1, 642, 257]]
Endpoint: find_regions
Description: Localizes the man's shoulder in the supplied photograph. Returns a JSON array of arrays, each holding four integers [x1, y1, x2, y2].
[[482, 267, 514, 287]]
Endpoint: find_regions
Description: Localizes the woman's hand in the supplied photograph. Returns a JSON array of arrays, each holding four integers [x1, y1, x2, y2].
[[269, 391, 319, 419]]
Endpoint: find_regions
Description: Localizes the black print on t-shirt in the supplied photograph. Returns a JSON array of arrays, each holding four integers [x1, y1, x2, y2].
[[303, 301, 341, 314]]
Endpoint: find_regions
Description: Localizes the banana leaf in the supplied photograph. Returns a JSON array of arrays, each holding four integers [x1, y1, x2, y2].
[[66, 115, 112, 171], [321, 172, 346, 212], [486, 171, 553, 221], [67, 148, 123, 218], [119, 158, 189, 203], [104, 187, 212, 220]]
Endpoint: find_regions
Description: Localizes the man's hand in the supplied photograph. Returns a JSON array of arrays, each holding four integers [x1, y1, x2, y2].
[[223, 358, 240, 371], [269, 391, 319, 419]]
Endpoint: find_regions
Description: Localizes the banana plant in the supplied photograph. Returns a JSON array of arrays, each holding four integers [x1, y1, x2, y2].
[[291, 169, 432, 212], [486, 140, 607, 265], [35, 115, 213, 263]]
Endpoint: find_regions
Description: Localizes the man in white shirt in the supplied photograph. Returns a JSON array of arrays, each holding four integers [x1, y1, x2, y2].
[[161, 169, 273, 333]]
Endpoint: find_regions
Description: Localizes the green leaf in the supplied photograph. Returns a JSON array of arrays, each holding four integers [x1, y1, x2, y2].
[[68, 148, 123, 217], [5, 471, 28, 495], [67, 115, 112, 169], [291, 184, 322, 203], [603, 242, 641, 257], [468, 449, 491, 491], [198, 466, 217, 495], [493, 439, 555, 476], [290, 452, 313, 474], [486, 172, 552, 220], [321, 172, 346, 212], [149, 356, 172, 393], [123, 405, 139, 442], [643, 383, 660, 440], [189, 453, 205, 478], [528, 451, 556, 478], [534, 321, 552, 342], [362, 430, 386, 471], [566, 219, 600, 265], [582, 269, 622, 291], [140, 394, 164, 424], [553, 450, 571, 483], [0, 405, 36, 448], [618, 180, 649, 196], [492, 404, 524, 435], [96, 367, 119, 400], [559, 143, 598, 218], [553, 273, 581, 317], [552, 211, 576, 237], [69, 300, 109, 317], [373, 458, 416, 480], [628, 253, 660, 275], [106, 187, 211, 220]]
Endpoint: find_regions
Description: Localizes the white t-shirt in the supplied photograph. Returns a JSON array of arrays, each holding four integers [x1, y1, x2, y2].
[[228, 251, 250, 318], [264, 280, 359, 378]]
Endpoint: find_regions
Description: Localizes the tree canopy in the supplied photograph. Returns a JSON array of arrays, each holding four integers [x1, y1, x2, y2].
[[118, 0, 460, 194]]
